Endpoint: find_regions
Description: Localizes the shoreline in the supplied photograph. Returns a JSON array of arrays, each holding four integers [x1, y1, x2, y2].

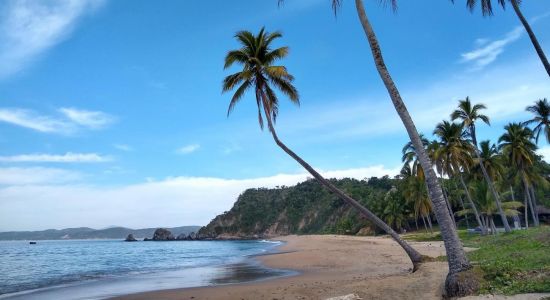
[[112, 235, 451, 300]]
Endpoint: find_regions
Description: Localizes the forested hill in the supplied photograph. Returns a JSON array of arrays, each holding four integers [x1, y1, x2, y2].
[[198, 177, 398, 239], [0, 226, 201, 240]]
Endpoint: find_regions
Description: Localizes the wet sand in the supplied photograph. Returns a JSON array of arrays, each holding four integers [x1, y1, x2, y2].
[[113, 235, 452, 300]]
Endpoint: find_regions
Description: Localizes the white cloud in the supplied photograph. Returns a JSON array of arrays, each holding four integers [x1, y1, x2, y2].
[[460, 26, 523, 70], [0, 107, 114, 134], [277, 57, 550, 143], [0, 152, 112, 163], [177, 144, 200, 155], [0, 0, 105, 79], [114, 144, 133, 152], [0, 167, 81, 185], [537, 146, 550, 163], [59, 107, 115, 129], [0, 165, 399, 231], [0, 108, 71, 133]]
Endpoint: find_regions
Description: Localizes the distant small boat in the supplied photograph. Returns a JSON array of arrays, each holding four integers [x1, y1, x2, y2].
[[29, 241, 37, 245]]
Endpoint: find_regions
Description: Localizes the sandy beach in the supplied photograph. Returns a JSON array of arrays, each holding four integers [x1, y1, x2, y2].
[[113, 235, 452, 300]]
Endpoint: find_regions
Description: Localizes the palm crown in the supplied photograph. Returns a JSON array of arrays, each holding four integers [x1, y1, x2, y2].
[[498, 123, 537, 171], [450, 97, 490, 146], [222, 28, 299, 129], [524, 98, 550, 144]]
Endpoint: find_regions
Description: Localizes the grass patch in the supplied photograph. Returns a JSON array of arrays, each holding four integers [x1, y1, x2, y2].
[[404, 226, 550, 295]]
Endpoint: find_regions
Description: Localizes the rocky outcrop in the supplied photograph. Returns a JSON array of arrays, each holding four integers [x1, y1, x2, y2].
[[143, 228, 175, 241], [125, 234, 137, 242]]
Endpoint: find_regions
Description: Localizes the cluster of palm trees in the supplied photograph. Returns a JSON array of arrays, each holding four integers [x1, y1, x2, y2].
[[223, 0, 548, 297], [401, 98, 548, 236]]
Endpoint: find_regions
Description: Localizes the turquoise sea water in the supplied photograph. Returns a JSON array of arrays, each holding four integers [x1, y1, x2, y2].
[[0, 239, 287, 299]]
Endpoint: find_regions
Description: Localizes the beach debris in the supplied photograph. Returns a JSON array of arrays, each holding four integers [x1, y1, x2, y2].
[[326, 294, 362, 300]]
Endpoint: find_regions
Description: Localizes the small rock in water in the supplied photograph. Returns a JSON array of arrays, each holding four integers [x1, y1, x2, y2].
[[29, 241, 37, 245], [124, 234, 137, 242]]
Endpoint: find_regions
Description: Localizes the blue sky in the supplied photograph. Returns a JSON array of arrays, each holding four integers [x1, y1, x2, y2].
[[0, 0, 549, 231]]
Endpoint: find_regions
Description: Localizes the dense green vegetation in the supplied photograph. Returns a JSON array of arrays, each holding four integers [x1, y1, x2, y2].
[[405, 227, 550, 295]]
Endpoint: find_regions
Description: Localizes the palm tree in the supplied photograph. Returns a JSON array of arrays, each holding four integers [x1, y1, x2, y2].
[[400, 163, 433, 233], [525, 98, 550, 144], [451, 97, 512, 233], [452, 0, 549, 77], [499, 123, 540, 226], [433, 121, 486, 234], [222, 28, 423, 266], [457, 181, 523, 234], [278, 2, 474, 296]]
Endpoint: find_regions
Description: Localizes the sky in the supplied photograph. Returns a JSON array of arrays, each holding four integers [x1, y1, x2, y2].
[[0, 0, 549, 231]]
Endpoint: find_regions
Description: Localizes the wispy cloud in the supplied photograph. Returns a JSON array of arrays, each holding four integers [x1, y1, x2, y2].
[[0, 0, 105, 79], [460, 26, 523, 70], [0, 152, 112, 163], [0, 108, 71, 133], [0, 165, 398, 231], [59, 107, 114, 129], [177, 144, 200, 155], [0, 167, 81, 185], [113, 144, 133, 152], [0, 107, 114, 134]]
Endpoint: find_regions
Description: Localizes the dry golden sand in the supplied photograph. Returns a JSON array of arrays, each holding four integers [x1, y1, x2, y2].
[[112, 235, 550, 300]]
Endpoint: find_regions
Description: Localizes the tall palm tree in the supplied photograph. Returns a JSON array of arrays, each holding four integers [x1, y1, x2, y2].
[[451, 97, 512, 232], [433, 121, 486, 234], [525, 98, 550, 144], [222, 28, 423, 266], [452, 0, 549, 77], [278, 2, 474, 296], [400, 163, 433, 233], [499, 123, 540, 226]]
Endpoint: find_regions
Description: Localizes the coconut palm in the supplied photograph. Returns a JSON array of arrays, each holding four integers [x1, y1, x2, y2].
[[452, 0, 549, 77], [498, 123, 539, 226], [457, 181, 523, 234], [525, 98, 550, 144], [222, 28, 423, 266], [400, 164, 433, 233], [277, 1, 473, 295], [433, 121, 486, 234], [451, 97, 512, 233]]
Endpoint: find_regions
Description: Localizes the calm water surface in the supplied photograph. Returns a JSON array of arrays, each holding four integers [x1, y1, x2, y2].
[[0, 239, 287, 299]]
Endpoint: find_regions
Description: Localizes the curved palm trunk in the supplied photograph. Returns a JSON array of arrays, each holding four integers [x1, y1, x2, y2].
[[258, 95, 423, 269], [511, 0, 550, 77], [459, 175, 487, 235], [522, 174, 539, 227], [353, 1, 473, 296], [470, 127, 512, 233]]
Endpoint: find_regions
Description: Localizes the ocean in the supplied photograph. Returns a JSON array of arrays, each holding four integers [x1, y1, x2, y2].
[[0, 239, 290, 300]]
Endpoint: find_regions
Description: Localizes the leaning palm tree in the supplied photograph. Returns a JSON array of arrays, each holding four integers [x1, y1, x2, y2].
[[524, 98, 550, 144], [452, 0, 549, 77], [499, 123, 540, 227], [277, 1, 474, 295], [222, 28, 423, 266], [451, 97, 512, 232], [433, 121, 486, 234]]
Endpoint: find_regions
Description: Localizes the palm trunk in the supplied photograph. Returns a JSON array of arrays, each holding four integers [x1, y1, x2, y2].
[[470, 127, 512, 233], [259, 94, 423, 269], [421, 215, 428, 233], [459, 175, 486, 235], [490, 217, 497, 235], [511, 0, 550, 77], [458, 196, 470, 229], [529, 186, 540, 226], [353, 1, 473, 296], [524, 191, 529, 229], [441, 181, 457, 229], [426, 214, 434, 233], [522, 174, 538, 227]]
